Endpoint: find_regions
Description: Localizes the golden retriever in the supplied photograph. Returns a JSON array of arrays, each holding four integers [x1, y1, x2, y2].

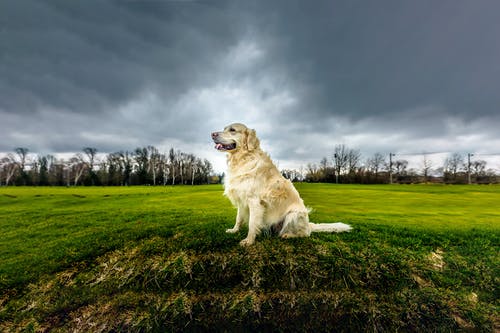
[[212, 123, 352, 246]]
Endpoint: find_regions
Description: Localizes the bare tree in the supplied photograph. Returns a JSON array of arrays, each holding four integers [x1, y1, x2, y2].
[[319, 157, 329, 174], [169, 148, 178, 185], [305, 163, 321, 182], [106, 152, 122, 185], [318, 157, 335, 182], [147, 146, 160, 185], [163, 161, 170, 185], [333, 144, 349, 181], [46, 155, 66, 186], [134, 147, 150, 184], [199, 158, 213, 184], [1, 155, 19, 186], [82, 147, 97, 170], [179, 152, 186, 184], [82, 147, 98, 185], [191, 161, 198, 185], [14, 148, 30, 185], [15, 148, 29, 170], [29, 156, 40, 185], [471, 160, 487, 178], [366, 152, 385, 178], [394, 160, 408, 175], [282, 169, 296, 181], [121, 151, 133, 186], [421, 153, 433, 182], [347, 149, 361, 175], [444, 153, 464, 181], [70, 154, 87, 185], [331, 145, 363, 182]]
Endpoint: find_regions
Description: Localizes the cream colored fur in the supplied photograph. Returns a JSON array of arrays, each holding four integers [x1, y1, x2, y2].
[[212, 123, 351, 246]]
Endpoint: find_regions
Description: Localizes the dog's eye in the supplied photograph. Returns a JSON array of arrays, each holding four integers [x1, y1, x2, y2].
[[229, 128, 236, 132]]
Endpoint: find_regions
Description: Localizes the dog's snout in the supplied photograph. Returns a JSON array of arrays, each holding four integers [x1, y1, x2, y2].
[[211, 132, 218, 139]]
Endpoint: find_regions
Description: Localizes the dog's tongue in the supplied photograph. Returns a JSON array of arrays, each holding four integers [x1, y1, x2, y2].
[[215, 143, 223, 150]]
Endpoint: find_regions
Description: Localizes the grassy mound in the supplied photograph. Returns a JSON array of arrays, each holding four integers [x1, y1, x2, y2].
[[0, 185, 498, 331]]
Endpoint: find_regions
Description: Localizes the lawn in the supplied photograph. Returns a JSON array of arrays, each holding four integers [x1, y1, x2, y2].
[[0, 184, 499, 331], [297, 183, 500, 231]]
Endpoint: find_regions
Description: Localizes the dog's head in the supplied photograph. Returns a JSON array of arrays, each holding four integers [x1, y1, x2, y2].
[[211, 123, 260, 153]]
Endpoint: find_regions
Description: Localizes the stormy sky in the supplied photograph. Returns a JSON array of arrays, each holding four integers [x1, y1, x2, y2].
[[2, 0, 500, 172]]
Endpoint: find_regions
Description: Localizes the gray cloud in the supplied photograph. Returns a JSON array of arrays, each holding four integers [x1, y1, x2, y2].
[[1, 0, 244, 114], [247, 1, 500, 119], [1, 0, 500, 172]]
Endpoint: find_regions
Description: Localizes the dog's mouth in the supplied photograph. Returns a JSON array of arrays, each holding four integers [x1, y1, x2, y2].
[[214, 142, 237, 151]]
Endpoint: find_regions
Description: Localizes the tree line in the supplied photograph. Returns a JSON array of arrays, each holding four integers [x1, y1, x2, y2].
[[0, 147, 216, 186], [282, 145, 499, 184], [2, 144, 498, 186]]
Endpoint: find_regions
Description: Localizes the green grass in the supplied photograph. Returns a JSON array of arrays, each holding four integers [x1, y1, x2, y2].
[[297, 183, 500, 231], [0, 184, 499, 332]]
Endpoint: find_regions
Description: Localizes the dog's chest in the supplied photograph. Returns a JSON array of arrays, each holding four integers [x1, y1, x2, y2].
[[224, 173, 255, 204]]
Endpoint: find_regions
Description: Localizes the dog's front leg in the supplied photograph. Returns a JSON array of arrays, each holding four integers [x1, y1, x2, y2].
[[240, 200, 264, 246], [226, 205, 248, 234]]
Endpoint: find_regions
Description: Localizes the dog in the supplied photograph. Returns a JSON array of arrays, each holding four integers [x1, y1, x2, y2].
[[212, 123, 352, 246]]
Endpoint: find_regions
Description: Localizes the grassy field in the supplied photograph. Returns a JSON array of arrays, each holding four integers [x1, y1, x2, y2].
[[0, 184, 499, 332]]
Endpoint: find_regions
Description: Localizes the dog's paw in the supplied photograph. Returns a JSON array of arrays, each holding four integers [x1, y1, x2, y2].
[[239, 238, 254, 246], [226, 228, 239, 234]]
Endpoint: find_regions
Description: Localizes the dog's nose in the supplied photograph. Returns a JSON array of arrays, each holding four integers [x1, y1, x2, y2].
[[211, 132, 218, 139]]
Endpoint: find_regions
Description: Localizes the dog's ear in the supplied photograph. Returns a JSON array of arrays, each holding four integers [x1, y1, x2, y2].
[[244, 128, 260, 151]]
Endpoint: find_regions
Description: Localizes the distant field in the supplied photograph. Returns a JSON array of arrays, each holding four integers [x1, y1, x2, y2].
[[0, 184, 499, 331], [296, 183, 500, 231]]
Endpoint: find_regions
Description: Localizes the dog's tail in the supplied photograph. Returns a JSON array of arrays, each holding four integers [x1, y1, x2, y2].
[[309, 222, 352, 233]]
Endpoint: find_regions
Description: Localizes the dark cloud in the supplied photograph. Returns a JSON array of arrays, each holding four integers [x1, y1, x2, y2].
[[246, 0, 500, 121], [1, 0, 499, 171], [0, 0, 244, 114]]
